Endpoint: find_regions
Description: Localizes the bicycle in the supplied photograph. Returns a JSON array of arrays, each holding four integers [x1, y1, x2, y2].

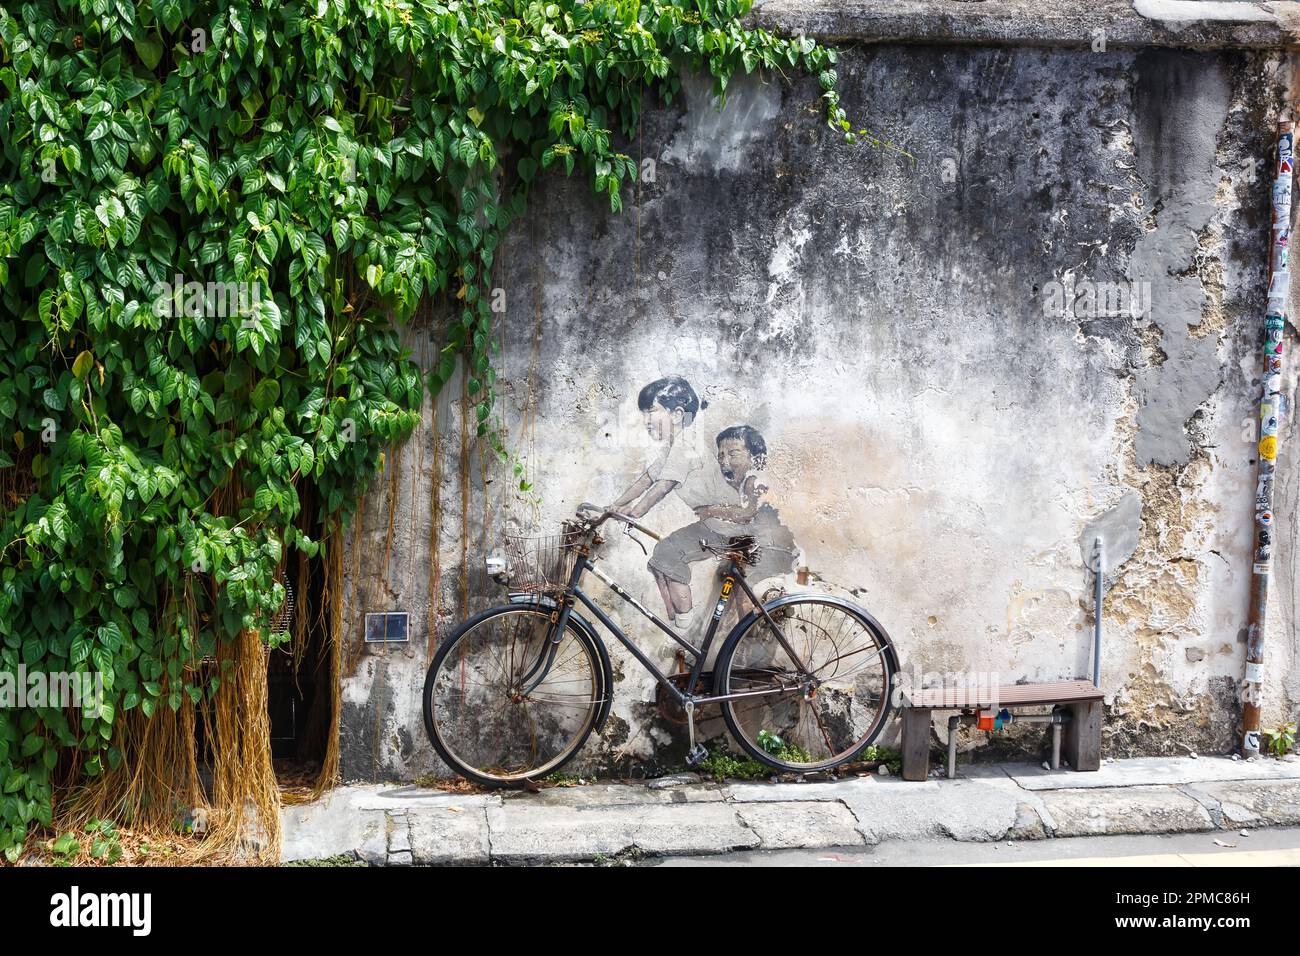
[[422, 503, 900, 786]]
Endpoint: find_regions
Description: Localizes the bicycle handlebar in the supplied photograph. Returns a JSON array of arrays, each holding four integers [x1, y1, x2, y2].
[[576, 502, 663, 541]]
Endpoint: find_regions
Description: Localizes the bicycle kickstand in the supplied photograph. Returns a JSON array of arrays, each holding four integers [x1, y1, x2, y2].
[[684, 699, 708, 767]]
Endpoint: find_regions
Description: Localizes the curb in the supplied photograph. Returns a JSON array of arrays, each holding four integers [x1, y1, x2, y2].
[[281, 758, 1300, 865]]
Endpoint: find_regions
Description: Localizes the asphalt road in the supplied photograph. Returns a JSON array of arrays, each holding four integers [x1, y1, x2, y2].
[[649, 826, 1300, 866]]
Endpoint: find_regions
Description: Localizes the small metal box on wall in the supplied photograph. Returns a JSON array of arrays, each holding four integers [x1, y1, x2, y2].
[[364, 612, 410, 644]]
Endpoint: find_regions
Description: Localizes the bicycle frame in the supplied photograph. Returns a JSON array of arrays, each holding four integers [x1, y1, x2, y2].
[[522, 543, 809, 710]]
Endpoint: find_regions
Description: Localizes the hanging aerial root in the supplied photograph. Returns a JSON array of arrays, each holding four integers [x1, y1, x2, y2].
[[59, 627, 283, 864], [428, 400, 443, 665], [56, 682, 204, 845], [195, 628, 280, 863]]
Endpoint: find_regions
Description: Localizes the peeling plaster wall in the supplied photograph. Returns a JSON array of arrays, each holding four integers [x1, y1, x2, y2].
[[337, 41, 1300, 782]]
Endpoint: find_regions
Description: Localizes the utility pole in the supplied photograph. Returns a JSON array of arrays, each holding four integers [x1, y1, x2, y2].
[[1242, 121, 1293, 757]]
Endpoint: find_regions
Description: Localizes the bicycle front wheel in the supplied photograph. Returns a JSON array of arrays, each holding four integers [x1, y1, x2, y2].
[[423, 605, 606, 787], [716, 597, 896, 772]]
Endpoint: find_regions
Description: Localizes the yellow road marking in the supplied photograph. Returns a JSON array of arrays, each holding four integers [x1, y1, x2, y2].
[[949, 847, 1300, 867]]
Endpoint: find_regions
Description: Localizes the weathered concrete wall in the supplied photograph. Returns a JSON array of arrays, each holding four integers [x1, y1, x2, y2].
[[337, 27, 1300, 781]]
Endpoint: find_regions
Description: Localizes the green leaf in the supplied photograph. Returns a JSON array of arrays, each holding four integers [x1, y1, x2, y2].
[[251, 379, 280, 411], [52, 833, 80, 856], [72, 351, 94, 379], [135, 37, 164, 70]]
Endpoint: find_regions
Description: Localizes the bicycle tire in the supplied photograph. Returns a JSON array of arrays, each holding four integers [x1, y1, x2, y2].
[[423, 603, 610, 787], [715, 595, 897, 773]]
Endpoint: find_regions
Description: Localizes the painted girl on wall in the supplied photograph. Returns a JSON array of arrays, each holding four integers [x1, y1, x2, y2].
[[601, 376, 729, 627]]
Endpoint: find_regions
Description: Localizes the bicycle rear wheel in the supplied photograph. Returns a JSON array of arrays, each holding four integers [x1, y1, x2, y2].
[[423, 605, 606, 787], [715, 596, 896, 772]]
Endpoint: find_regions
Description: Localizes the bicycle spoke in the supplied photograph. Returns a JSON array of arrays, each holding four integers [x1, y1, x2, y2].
[[427, 607, 602, 783], [722, 599, 893, 770]]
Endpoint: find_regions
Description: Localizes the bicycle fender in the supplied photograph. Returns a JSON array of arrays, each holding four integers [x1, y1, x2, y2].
[[507, 594, 615, 732], [722, 592, 901, 675]]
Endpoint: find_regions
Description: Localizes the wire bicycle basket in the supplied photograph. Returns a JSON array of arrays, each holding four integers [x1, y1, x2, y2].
[[497, 527, 586, 596]]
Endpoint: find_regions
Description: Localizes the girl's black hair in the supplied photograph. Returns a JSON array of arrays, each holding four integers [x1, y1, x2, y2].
[[637, 376, 705, 417], [716, 425, 768, 470]]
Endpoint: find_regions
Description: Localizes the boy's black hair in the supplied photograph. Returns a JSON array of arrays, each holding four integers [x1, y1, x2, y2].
[[716, 425, 768, 470], [637, 375, 705, 418]]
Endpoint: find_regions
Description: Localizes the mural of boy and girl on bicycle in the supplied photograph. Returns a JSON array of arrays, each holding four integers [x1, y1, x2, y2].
[[594, 375, 797, 633]]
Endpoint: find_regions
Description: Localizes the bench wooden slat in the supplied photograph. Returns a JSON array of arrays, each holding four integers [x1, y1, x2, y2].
[[902, 679, 1101, 709]]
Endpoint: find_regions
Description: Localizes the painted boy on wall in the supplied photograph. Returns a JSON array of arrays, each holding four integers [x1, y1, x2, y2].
[[646, 424, 795, 631]]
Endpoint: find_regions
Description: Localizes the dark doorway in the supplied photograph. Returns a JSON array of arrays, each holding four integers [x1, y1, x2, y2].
[[268, 554, 333, 773]]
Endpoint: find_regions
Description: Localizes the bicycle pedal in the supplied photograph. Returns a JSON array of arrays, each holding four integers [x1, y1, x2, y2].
[[685, 744, 709, 767]]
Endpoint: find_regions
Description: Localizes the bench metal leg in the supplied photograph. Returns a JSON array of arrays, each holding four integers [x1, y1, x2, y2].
[[1062, 699, 1101, 771], [947, 714, 960, 779], [901, 707, 932, 781]]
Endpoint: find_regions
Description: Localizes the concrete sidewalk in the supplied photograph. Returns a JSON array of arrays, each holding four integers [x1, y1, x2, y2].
[[281, 756, 1300, 866]]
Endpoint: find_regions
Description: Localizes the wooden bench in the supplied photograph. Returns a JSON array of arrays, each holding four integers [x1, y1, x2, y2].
[[900, 679, 1103, 781]]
